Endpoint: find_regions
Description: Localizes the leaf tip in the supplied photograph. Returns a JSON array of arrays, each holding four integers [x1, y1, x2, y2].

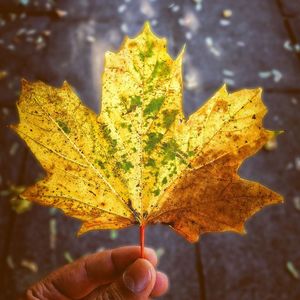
[[21, 78, 28, 85], [274, 129, 284, 136], [176, 44, 186, 62], [143, 20, 152, 33], [219, 83, 228, 95], [8, 123, 18, 132], [20, 78, 31, 92], [140, 21, 160, 40]]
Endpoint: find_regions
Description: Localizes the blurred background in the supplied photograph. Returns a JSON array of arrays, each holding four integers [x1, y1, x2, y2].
[[0, 0, 300, 299]]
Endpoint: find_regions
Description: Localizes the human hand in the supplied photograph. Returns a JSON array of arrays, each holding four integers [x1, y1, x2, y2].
[[25, 246, 169, 300]]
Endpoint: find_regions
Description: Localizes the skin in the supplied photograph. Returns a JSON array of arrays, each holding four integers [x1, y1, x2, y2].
[[24, 246, 169, 300]]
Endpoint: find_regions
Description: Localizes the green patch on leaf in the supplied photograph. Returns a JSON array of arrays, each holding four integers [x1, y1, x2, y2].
[[95, 159, 105, 169], [153, 188, 160, 196], [146, 158, 156, 167], [144, 96, 165, 116], [139, 40, 154, 61], [149, 60, 170, 82], [188, 150, 195, 157], [117, 160, 134, 172], [100, 124, 117, 150], [162, 109, 178, 129], [162, 139, 188, 164], [57, 120, 70, 134], [128, 95, 142, 112], [145, 132, 163, 152]]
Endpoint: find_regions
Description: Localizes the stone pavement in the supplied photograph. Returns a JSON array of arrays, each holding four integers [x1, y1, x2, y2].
[[0, 0, 299, 299]]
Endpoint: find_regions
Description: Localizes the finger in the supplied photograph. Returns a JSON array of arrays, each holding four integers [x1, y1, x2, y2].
[[26, 246, 157, 300], [150, 271, 169, 297], [82, 258, 157, 300]]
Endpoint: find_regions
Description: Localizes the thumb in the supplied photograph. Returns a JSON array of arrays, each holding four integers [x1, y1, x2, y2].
[[122, 258, 156, 297], [83, 258, 156, 300]]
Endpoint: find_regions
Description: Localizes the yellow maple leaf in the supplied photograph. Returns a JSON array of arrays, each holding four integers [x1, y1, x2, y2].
[[12, 23, 282, 243]]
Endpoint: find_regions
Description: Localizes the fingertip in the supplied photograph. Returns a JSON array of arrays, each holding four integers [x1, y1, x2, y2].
[[151, 271, 169, 297], [123, 258, 156, 295]]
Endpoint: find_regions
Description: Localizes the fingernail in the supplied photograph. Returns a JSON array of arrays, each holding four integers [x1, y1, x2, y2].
[[123, 259, 152, 294]]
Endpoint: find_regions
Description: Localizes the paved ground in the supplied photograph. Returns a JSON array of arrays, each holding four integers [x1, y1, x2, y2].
[[0, 0, 300, 299]]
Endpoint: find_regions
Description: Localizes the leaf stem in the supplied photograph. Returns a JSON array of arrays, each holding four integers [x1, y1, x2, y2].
[[140, 224, 145, 258]]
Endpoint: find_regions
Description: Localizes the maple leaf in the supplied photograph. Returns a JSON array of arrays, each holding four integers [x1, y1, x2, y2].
[[12, 22, 282, 243]]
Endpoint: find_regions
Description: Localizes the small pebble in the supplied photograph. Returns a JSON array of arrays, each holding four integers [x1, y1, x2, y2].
[[121, 23, 128, 33], [0, 70, 8, 80], [293, 196, 300, 211], [118, 4, 126, 14], [169, 4, 180, 13], [237, 41, 245, 47], [219, 19, 230, 26], [223, 9, 233, 18], [9, 142, 19, 156], [264, 137, 277, 151], [6, 255, 15, 269], [2, 107, 9, 116], [222, 69, 234, 77], [185, 31, 192, 40], [10, 14, 17, 22], [45, 2, 52, 10], [86, 35, 96, 43], [205, 37, 221, 57], [156, 247, 165, 260], [272, 69, 282, 82], [56, 9, 68, 18], [258, 71, 272, 79], [291, 97, 298, 105], [7, 44, 16, 51], [20, 13, 27, 19], [42, 30, 52, 37], [64, 251, 74, 263], [151, 19, 158, 27], [284, 40, 294, 51], [36, 36, 44, 44], [16, 28, 27, 36], [286, 261, 299, 279], [27, 29, 37, 35], [21, 259, 38, 273], [185, 69, 199, 90]]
